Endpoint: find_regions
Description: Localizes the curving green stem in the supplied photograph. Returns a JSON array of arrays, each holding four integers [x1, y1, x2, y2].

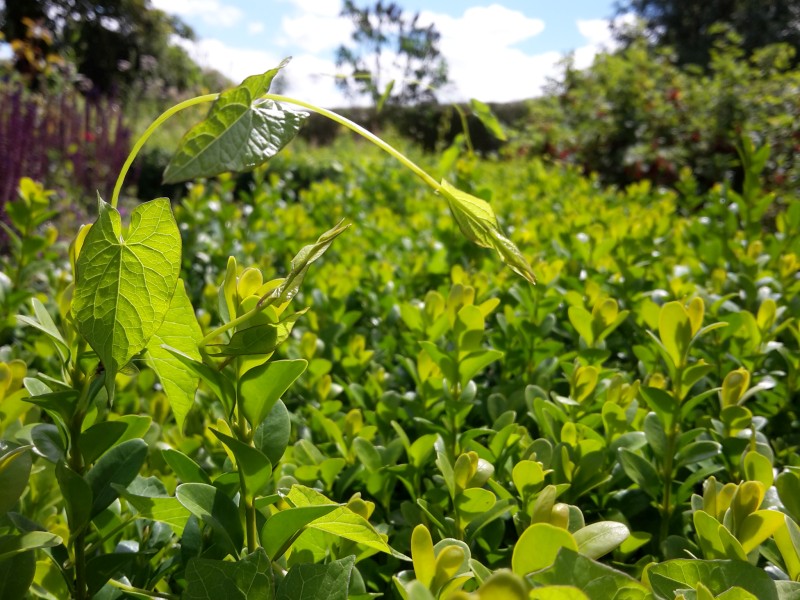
[[112, 91, 446, 212], [264, 94, 442, 192], [110, 94, 218, 209]]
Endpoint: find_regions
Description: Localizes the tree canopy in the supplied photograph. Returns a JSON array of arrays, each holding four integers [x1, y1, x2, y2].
[[0, 0, 204, 93], [614, 0, 800, 67], [335, 0, 449, 107]]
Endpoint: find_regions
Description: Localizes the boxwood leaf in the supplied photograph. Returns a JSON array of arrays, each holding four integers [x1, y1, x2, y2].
[[0, 531, 62, 561], [512, 523, 578, 575], [210, 428, 272, 498], [308, 505, 400, 557], [86, 552, 138, 597], [738, 510, 785, 553], [527, 548, 647, 596], [646, 559, 778, 600], [0, 550, 36, 599], [85, 438, 148, 518], [618, 448, 661, 499], [145, 279, 202, 430], [254, 400, 292, 465], [261, 504, 339, 559], [0, 445, 32, 518], [529, 586, 589, 599], [206, 310, 306, 357], [55, 461, 92, 535], [16, 298, 69, 362], [275, 555, 354, 600], [176, 482, 244, 558], [184, 548, 273, 600], [161, 449, 211, 484], [774, 515, 800, 581], [459, 349, 503, 388], [115, 485, 191, 536], [675, 441, 722, 468], [573, 521, 630, 559], [658, 301, 692, 369], [164, 60, 307, 183], [239, 359, 307, 428], [411, 524, 436, 588], [80, 421, 127, 465], [777, 470, 800, 522], [73, 198, 181, 401]]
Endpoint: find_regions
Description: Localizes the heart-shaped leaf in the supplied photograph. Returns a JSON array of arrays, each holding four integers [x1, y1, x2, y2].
[[73, 198, 181, 401], [164, 60, 307, 183]]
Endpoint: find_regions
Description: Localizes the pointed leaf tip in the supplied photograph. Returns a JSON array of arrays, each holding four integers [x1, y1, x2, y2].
[[438, 180, 535, 284], [164, 59, 306, 183]]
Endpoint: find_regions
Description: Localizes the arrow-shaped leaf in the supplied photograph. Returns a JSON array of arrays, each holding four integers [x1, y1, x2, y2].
[[164, 59, 307, 183]]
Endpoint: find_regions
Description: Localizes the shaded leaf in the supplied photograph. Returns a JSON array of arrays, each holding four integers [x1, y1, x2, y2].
[[184, 548, 274, 600], [176, 482, 244, 557], [275, 556, 354, 600], [84, 438, 148, 518], [164, 60, 307, 183], [647, 559, 778, 600], [0, 445, 32, 517]]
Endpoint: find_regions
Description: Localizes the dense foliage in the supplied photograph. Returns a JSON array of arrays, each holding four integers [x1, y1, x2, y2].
[[613, 0, 800, 68], [520, 36, 800, 192], [0, 58, 799, 600], [0, 0, 204, 94]]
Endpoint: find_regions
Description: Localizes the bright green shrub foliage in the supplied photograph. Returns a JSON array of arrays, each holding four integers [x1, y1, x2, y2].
[[0, 59, 799, 599]]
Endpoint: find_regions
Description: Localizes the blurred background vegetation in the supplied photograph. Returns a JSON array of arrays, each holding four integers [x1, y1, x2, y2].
[[1, 0, 799, 209]]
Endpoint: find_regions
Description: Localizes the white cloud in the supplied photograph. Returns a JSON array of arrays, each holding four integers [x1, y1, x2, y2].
[[418, 5, 550, 102], [247, 22, 265, 35], [577, 18, 615, 46], [280, 12, 353, 54], [176, 37, 350, 107], [284, 0, 342, 18], [151, 0, 242, 28], [175, 37, 280, 83], [571, 15, 632, 70]]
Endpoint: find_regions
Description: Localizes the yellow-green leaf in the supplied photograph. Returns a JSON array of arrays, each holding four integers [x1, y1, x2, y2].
[[512, 523, 578, 575], [439, 180, 535, 284]]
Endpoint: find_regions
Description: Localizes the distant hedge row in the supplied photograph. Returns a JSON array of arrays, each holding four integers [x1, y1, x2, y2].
[[301, 36, 800, 198]]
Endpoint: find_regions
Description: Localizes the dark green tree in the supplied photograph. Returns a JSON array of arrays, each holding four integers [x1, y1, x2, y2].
[[613, 0, 800, 67], [0, 0, 202, 93], [335, 0, 449, 106]]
